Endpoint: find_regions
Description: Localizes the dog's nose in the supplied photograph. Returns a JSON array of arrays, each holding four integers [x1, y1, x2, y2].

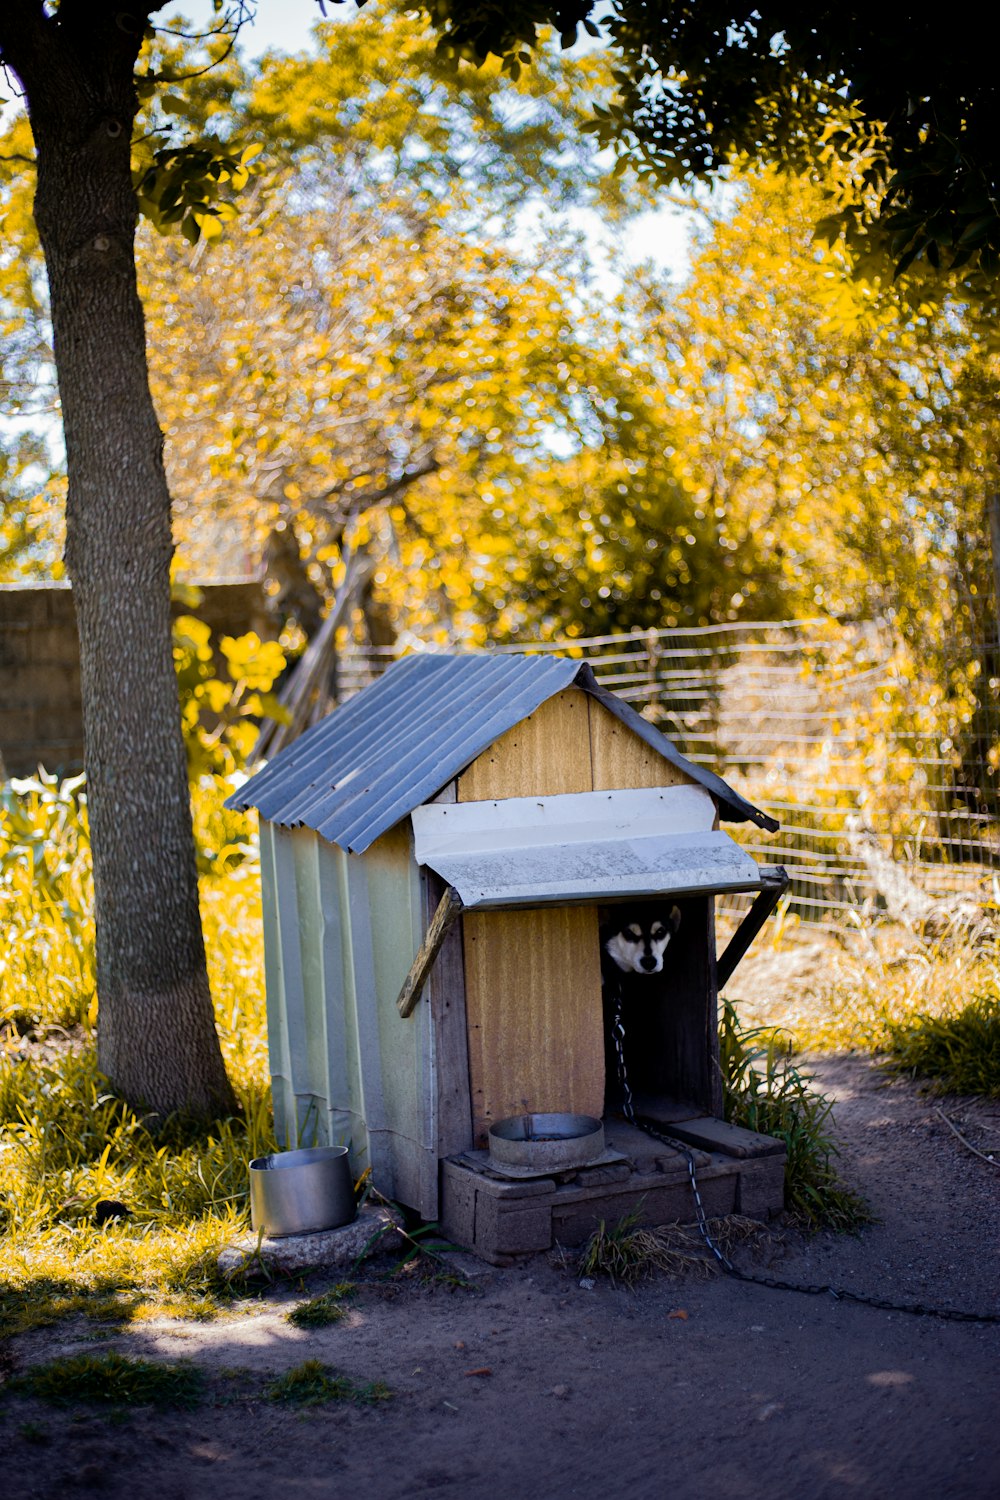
[[640, 955, 657, 971]]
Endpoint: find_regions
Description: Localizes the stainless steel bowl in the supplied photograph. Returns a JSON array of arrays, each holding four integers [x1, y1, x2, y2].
[[249, 1145, 356, 1237], [488, 1112, 605, 1173]]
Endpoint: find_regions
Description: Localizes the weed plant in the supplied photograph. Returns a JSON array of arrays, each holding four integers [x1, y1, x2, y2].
[[287, 1283, 356, 1328], [720, 1000, 871, 1230]]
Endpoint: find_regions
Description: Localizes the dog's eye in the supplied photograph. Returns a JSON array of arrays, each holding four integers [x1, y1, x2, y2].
[[625, 926, 641, 941], [651, 925, 665, 940]]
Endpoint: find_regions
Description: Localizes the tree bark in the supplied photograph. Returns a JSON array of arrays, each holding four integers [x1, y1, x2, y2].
[[1, 3, 235, 1117]]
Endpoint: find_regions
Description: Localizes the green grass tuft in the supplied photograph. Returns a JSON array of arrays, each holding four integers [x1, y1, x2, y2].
[[266, 1359, 391, 1407], [17, 1421, 50, 1443], [8, 1352, 204, 1410], [720, 1000, 872, 1231], [880, 992, 1000, 1097], [287, 1282, 356, 1328]]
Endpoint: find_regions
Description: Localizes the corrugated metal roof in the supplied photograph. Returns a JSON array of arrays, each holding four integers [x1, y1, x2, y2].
[[227, 652, 778, 851]]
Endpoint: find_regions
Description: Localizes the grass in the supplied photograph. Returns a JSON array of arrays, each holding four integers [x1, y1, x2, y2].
[[880, 992, 1000, 1097], [720, 999, 872, 1230], [725, 911, 1000, 1056], [7, 1352, 204, 1410], [0, 1035, 277, 1336], [578, 1207, 709, 1286], [287, 1282, 356, 1328], [0, 771, 95, 1033], [0, 776, 274, 1335], [265, 1359, 391, 1407], [6, 1351, 392, 1415], [578, 1209, 773, 1286]]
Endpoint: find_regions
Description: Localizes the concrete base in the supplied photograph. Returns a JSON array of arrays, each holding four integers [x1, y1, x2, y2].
[[218, 1202, 405, 1277], [441, 1115, 786, 1266]]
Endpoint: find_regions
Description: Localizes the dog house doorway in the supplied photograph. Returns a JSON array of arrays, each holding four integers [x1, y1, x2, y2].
[[409, 783, 785, 1149]]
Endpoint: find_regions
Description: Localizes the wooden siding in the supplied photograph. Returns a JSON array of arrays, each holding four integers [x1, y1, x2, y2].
[[462, 905, 604, 1144], [456, 690, 707, 1144], [457, 689, 593, 800], [457, 688, 699, 801], [588, 696, 695, 792]]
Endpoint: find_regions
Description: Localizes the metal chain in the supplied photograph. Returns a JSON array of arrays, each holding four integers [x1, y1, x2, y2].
[[610, 994, 1000, 1325], [611, 995, 735, 1273]]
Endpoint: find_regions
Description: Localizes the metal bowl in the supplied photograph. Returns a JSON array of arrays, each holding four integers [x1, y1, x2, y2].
[[249, 1145, 356, 1237], [488, 1113, 605, 1174]]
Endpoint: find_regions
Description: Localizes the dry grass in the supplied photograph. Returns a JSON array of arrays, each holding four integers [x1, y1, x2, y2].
[[577, 1211, 778, 1286], [724, 914, 1000, 1056]]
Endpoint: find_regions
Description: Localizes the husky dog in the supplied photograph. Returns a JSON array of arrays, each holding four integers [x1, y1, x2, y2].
[[601, 904, 682, 1111], [602, 904, 682, 978]]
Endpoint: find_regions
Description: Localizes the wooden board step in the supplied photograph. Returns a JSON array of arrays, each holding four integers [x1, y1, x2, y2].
[[653, 1114, 785, 1159]]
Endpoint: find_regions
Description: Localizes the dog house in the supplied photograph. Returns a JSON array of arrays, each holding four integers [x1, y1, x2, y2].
[[229, 653, 790, 1262]]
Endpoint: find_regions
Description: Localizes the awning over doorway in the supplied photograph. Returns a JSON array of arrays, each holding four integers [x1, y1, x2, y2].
[[410, 785, 765, 910]]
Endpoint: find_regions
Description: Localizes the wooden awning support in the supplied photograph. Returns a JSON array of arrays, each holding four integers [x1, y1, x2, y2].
[[396, 884, 465, 1018], [716, 866, 789, 993]]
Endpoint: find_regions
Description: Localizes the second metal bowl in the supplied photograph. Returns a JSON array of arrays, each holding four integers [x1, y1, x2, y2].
[[488, 1112, 605, 1173]]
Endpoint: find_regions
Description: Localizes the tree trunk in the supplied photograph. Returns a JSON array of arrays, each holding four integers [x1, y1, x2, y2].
[[2, 5, 235, 1117]]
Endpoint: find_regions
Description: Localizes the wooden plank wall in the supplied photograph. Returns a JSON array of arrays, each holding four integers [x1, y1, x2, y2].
[[457, 689, 702, 1144], [588, 697, 693, 792]]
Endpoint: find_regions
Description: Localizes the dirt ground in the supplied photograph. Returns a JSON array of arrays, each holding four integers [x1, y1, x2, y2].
[[4, 1052, 1000, 1500]]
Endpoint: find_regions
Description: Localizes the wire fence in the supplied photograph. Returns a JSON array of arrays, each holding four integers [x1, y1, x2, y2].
[[338, 617, 1000, 930]]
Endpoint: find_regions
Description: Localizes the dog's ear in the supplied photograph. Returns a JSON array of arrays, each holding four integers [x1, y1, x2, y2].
[[668, 905, 681, 934]]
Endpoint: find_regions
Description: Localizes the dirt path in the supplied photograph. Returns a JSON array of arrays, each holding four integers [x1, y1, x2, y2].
[[4, 1054, 1000, 1500]]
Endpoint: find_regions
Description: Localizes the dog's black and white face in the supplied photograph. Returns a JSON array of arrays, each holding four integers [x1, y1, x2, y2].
[[603, 905, 681, 975]]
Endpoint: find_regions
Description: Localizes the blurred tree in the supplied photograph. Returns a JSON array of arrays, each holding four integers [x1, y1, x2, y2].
[[135, 14, 638, 671], [489, 171, 998, 659], [426, 0, 1000, 285]]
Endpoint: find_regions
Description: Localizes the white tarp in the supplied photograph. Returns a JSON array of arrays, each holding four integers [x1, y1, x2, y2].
[[411, 786, 764, 909]]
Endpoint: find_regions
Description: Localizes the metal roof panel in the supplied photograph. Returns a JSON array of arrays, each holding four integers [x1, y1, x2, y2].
[[228, 653, 581, 850], [228, 651, 776, 849]]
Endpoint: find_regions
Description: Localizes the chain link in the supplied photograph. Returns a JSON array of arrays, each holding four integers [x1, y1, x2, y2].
[[610, 994, 1000, 1325], [611, 995, 735, 1273]]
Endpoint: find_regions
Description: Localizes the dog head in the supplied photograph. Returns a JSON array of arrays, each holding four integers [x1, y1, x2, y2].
[[603, 904, 681, 975]]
